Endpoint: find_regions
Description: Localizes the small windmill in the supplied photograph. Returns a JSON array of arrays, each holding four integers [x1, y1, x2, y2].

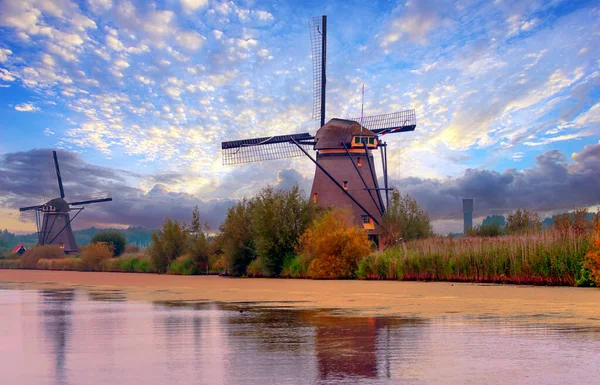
[[221, 16, 417, 246], [19, 151, 113, 253]]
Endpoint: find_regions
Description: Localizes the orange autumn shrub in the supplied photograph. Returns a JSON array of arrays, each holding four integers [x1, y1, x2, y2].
[[298, 208, 371, 279], [81, 242, 113, 270], [584, 214, 600, 285], [20, 245, 64, 269]]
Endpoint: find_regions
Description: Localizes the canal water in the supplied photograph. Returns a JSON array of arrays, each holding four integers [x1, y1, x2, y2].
[[0, 288, 599, 385]]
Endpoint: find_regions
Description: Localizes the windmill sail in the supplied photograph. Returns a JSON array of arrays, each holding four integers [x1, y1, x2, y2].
[[53, 151, 65, 198], [309, 16, 327, 127], [68, 191, 113, 206], [221, 133, 315, 165], [347, 110, 417, 134]]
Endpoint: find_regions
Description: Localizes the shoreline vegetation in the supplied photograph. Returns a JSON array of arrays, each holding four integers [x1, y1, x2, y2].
[[1, 186, 599, 287]]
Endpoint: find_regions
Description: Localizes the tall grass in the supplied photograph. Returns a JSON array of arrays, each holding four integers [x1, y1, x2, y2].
[[357, 230, 593, 285]]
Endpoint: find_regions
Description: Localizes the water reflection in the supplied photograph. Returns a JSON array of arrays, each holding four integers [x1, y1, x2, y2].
[[0, 289, 598, 385], [87, 289, 126, 302], [39, 290, 75, 385]]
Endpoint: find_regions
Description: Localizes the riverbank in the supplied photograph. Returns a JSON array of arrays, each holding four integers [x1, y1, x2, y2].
[[1, 270, 599, 326]]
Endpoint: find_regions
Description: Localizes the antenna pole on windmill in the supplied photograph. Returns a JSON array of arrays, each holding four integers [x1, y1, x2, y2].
[[360, 84, 364, 136], [320, 15, 327, 128]]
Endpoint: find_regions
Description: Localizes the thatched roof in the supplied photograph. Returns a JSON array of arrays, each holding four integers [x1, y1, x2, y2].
[[314, 118, 376, 150]]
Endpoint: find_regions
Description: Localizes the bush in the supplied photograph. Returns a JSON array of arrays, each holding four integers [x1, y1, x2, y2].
[[280, 253, 312, 278], [20, 245, 64, 269], [37, 258, 84, 271], [380, 188, 432, 247], [246, 257, 264, 277], [91, 230, 127, 257], [554, 207, 594, 236], [298, 208, 372, 279], [167, 255, 198, 275], [100, 255, 154, 273], [584, 213, 600, 286], [0, 259, 20, 269], [125, 244, 140, 254], [251, 185, 315, 277], [188, 206, 210, 271], [506, 209, 542, 234], [81, 242, 113, 270], [467, 222, 503, 237], [148, 218, 188, 273], [219, 200, 256, 276]]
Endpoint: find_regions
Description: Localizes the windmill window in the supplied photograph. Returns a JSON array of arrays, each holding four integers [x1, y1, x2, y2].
[[59, 243, 64, 249], [343, 181, 348, 190], [354, 137, 370, 145], [369, 138, 375, 145], [313, 193, 318, 203], [361, 215, 370, 224], [357, 157, 362, 167]]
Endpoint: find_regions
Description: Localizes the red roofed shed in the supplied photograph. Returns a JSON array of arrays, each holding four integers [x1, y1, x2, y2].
[[12, 244, 27, 255]]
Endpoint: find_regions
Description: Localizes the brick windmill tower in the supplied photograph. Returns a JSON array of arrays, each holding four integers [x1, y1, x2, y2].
[[221, 16, 417, 246], [19, 151, 113, 253]]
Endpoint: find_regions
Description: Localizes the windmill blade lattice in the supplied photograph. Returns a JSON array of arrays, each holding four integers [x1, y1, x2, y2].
[[222, 133, 315, 165], [309, 16, 326, 126], [348, 110, 417, 134]]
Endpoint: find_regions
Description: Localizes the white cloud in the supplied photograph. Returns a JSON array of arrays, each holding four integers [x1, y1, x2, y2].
[[380, 0, 447, 47], [87, 0, 113, 14], [574, 102, 600, 126], [105, 34, 124, 51], [44, 128, 55, 136], [0, 48, 12, 62], [164, 87, 182, 99], [176, 31, 206, 51], [180, 0, 208, 13], [114, 59, 129, 69], [14, 102, 40, 112], [0, 68, 16, 82]]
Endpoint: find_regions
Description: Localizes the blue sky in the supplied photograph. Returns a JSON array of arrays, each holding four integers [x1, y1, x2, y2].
[[0, 0, 599, 233]]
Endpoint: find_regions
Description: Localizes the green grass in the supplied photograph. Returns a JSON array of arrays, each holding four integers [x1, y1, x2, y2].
[[357, 230, 594, 286]]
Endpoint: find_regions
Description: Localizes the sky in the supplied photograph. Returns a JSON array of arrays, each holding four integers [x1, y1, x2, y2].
[[0, 0, 599, 234]]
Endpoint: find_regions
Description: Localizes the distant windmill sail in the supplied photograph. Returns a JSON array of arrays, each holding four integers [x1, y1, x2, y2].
[[19, 150, 113, 253], [220, 15, 417, 248]]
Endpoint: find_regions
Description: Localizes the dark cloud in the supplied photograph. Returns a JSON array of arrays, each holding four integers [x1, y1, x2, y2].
[[391, 143, 600, 220], [0, 149, 235, 230], [274, 168, 312, 193], [2, 145, 599, 232]]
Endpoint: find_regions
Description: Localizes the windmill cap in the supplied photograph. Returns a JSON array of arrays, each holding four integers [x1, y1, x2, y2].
[[46, 197, 70, 212], [315, 118, 376, 150]]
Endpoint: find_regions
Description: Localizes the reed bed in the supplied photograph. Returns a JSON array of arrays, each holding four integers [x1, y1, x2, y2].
[[357, 230, 593, 285]]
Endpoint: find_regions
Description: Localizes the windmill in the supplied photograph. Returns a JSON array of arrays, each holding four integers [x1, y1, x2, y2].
[[19, 151, 113, 253], [221, 15, 417, 246]]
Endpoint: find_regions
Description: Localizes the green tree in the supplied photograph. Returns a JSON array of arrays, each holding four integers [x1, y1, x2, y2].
[[251, 185, 315, 277], [380, 189, 432, 246], [90, 230, 127, 256], [482, 215, 506, 228], [506, 209, 542, 234], [467, 222, 503, 237], [188, 205, 210, 271], [148, 218, 188, 273], [219, 199, 256, 276]]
